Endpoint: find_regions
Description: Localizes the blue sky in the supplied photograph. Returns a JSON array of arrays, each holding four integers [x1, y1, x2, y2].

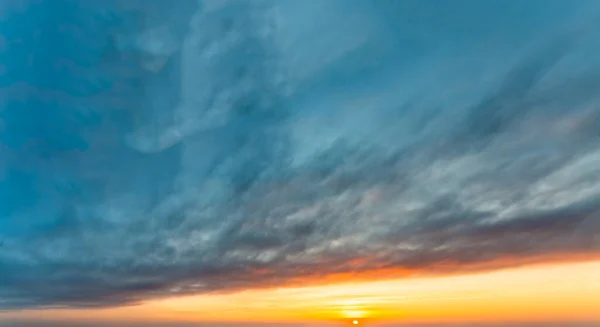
[[1, 0, 600, 318]]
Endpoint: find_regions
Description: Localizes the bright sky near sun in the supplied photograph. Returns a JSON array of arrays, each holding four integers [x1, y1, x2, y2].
[[3, 260, 599, 325]]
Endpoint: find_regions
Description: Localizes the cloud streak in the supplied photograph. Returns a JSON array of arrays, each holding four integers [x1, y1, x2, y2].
[[1, 0, 600, 309]]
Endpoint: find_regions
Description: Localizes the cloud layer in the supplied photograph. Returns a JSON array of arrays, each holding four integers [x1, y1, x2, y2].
[[1, 0, 600, 309]]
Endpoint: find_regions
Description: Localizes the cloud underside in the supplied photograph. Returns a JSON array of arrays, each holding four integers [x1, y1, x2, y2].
[[1, 0, 600, 309]]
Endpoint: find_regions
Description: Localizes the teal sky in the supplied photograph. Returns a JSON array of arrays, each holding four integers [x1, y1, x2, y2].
[[1, 0, 600, 325]]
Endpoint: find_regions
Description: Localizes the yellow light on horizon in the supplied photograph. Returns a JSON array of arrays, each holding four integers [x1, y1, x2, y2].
[[2, 260, 600, 324], [342, 308, 368, 319], [124, 259, 600, 323]]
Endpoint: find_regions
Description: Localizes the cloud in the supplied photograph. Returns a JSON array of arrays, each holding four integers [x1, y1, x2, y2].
[[1, 0, 600, 309]]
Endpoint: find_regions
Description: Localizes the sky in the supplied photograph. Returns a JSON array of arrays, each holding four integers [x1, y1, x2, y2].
[[1, 0, 600, 326]]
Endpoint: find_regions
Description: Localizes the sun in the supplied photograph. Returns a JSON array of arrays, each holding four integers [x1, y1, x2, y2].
[[341, 307, 369, 325]]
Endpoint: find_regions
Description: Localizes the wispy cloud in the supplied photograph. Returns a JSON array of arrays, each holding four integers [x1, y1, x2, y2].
[[1, 0, 600, 309]]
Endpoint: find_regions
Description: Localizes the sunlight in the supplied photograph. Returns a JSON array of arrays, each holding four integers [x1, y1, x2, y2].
[[342, 309, 368, 319], [12, 260, 599, 324], [145, 259, 600, 323], [336, 298, 371, 320]]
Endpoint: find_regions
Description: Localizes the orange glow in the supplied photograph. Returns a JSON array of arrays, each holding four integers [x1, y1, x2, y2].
[[2, 260, 599, 325]]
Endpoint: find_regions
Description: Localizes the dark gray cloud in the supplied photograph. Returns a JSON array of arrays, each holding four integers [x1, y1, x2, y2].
[[1, 0, 600, 309]]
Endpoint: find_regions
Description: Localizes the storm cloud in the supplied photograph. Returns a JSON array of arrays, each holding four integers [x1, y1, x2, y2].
[[1, 0, 600, 309]]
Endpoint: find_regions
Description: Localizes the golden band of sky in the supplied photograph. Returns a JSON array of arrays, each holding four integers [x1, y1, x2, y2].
[[2, 259, 599, 325]]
